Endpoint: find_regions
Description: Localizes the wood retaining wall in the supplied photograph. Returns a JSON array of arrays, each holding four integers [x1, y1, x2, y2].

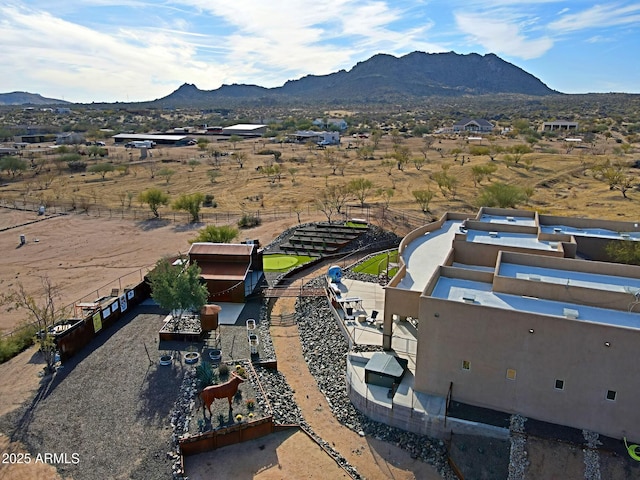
[[179, 416, 275, 456]]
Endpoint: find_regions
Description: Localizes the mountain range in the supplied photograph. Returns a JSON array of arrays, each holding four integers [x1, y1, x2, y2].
[[152, 52, 559, 107], [0, 91, 70, 106], [0, 51, 559, 106]]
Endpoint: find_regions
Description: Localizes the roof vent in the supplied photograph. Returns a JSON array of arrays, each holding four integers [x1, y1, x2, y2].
[[563, 308, 579, 319], [462, 294, 476, 303], [506, 216, 515, 222], [489, 231, 499, 238], [529, 275, 541, 282], [621, 233, 631, 239], [554, 227, 562, 233]]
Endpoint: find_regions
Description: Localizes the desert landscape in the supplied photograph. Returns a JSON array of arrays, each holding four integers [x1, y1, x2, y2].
[[1, 108, 640, 479]]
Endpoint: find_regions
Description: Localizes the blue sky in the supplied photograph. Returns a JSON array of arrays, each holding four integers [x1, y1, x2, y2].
[[0, 1, 638, 103]]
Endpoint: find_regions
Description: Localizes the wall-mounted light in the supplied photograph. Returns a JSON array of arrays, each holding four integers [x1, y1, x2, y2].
[[604, 341, 611, 347]]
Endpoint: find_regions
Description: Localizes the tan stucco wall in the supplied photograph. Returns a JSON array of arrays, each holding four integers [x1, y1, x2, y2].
[[414, 297, 640, 439], [494, 251, 640, 312]]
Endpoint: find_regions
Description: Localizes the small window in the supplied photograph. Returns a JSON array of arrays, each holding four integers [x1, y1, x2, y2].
[[462, 360, 470, 371], [506, 369, 517, 380], [555, 379, 564, 390], [606, 390, 617, 401]]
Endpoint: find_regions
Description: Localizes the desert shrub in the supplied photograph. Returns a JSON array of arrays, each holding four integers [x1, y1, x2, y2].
[[257, 149, 282, 161], [237, 213, 261, 228], [195, 361, 217, 389], [190, 225, 237, 244], [67, 160, 87, 172], [0, 324, 37, 364], [235, 364, 247, 378], [218, 363, 229, 380], [203, 194, 217, 207]]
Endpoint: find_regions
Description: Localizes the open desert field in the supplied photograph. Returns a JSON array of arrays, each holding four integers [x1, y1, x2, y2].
[[0, 128, 639, 480], [1, 131, 638, 222], [0, 206, 324, 334], [1, 130, 637, 332]]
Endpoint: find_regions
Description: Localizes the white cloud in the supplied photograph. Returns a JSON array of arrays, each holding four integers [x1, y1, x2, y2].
[[454, 10, 554, 59], [0, 5, 227, 101], [0, 1, 637, 100], [549, 3, 640, 32]]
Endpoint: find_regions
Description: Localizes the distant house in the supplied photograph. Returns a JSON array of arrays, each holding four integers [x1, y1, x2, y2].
[[188, 242, 263, 303], [452, 118, 494, 133], [313, 118, 348, 131], [542, 121, 579, 132], [55, 132, 85, 145], [291, 130, 340, 146], [55, 107, 71, 114]]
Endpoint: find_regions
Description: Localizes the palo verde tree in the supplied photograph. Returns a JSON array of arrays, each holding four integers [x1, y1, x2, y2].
[[412, 189, 435, 213], [0, 156, 28, 179], [348, 177, 374, 207], [147, 257, 209, 319], [606, 240, 640, 265], [478, 182, 526, 208], [229, 134, 242, 149], [190, 224, 238, 244], [173, 192, 205, 223], [138, 187, 169, 218], [1, 276, 68, 373], [88, 162, 115, 180]]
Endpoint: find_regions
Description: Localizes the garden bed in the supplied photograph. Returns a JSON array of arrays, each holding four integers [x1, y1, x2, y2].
[[159, 314, 204, 342], [184, 363, 269, 439]]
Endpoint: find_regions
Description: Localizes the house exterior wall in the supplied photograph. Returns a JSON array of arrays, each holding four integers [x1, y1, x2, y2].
[[542, 122, 578, 131], [384, 208, 640, 441], [203, 279, 245, 303], [414, 297, 640, 439]]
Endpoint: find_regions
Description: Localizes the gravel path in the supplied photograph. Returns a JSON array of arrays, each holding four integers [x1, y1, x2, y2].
[[8, 308, 183, 480]]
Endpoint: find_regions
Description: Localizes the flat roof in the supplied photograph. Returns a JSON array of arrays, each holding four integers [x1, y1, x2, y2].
[[466, 230, 558, 251], [111, 133, 188, 141], [499, 262, 640, 294], [432, 277, 640, 329], [222, 124, 267, 131], [540, 225, 640, 241], [478, 214, 537, 227]]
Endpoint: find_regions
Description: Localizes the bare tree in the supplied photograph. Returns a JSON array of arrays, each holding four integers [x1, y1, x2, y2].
[[1, 277, 68, 373]]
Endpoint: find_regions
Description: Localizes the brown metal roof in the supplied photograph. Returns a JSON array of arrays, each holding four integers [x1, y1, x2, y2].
[[201, 304, 222, 315], [199, 262, 249, 281], [188, 243, 254, 256]]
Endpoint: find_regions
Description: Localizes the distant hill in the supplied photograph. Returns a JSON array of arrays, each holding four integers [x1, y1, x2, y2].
[[0, 91, 69, 106], [153, 51, 559, 107]]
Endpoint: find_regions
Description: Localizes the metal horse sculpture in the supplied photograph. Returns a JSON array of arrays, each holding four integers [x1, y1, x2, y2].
[[199, 372, 245, 417]]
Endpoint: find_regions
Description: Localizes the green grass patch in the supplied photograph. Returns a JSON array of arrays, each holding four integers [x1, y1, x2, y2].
[[353, 251, 399, 276], [345, 221, 369, 229], [263, 254, 314, 272]]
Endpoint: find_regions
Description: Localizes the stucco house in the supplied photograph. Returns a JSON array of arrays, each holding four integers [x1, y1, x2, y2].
[[364, 208, 640, 440], [452, 118, 494, 133]]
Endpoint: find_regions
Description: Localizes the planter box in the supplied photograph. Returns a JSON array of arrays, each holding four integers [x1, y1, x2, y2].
[[180, 416, 274, 457]]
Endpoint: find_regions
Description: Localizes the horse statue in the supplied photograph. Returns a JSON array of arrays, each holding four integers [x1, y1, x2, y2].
[[199, 372, 245, 417]]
